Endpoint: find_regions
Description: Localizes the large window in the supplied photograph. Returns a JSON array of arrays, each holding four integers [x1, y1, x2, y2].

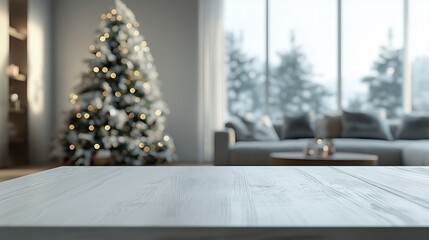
[[342, 0, 403, 118], [410, 0, 429, 112], [224, 0, 266, 117], [225, 0, 428, 120], [269, 0, 337, 121]]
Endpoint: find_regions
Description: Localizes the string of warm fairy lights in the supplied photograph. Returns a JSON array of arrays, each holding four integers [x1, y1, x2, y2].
[[53, 1, 176, 165]]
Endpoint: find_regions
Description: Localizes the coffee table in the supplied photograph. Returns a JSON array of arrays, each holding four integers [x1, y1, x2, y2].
[[271, 152, 379, 166]]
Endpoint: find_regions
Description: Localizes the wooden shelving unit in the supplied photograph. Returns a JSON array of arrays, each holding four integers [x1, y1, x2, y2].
[[7, 0, 28, 167]]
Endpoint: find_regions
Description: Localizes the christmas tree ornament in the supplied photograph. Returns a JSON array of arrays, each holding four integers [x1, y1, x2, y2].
[[53, 0, 176, 166]]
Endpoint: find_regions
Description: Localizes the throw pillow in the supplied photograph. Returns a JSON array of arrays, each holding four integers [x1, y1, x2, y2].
[[240, 115, 280, 141], [225, 115, 253, 141], [323, 114, 343, 138], [396, 115, 429, 140], [283, 113, 315, 139], [226, 115, 280, 141], [342, 110, 393, 140]]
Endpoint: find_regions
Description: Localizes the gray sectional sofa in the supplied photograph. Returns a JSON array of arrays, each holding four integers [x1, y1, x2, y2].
[[214, 128, 429, 166]]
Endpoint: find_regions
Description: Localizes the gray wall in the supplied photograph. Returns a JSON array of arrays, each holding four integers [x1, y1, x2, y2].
[[28, 0, 53, 164], [0, 0, 8, 167], [53, 0, 200, 162]]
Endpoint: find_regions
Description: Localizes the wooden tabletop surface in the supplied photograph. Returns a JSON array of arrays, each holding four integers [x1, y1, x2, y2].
[[1, 166, 429, 240]]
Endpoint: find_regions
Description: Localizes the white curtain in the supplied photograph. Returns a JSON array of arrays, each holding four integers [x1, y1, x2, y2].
[[198, 0, 225, 162]]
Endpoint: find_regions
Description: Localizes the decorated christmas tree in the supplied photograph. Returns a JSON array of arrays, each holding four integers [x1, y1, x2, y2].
[[53, 0, 175, 166]]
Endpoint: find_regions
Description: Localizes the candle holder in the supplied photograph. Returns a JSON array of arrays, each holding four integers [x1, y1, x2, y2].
[[304, 138, 336, 158]]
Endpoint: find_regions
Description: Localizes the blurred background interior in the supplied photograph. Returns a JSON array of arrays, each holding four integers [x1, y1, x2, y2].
[[1, 0, 429, 179]]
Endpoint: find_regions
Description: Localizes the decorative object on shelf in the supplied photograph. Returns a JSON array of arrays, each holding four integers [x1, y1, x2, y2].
[[7, 64, 26, 81], [10, 93, 21, 112], [52, 0, 176, 166], [304, 138, 336, 157], [9, 26, 27, 40], [7, 64, 19, 76]]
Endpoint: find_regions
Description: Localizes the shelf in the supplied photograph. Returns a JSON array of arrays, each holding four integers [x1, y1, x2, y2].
[[9, 75, 26, 82], [9, 27, 26, 41], [9, 138, 26, 144], [9, 109, 26, 114], [6, 0, 29, 167]]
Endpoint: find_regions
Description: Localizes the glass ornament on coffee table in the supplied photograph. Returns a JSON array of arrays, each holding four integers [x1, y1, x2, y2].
[[304, 138, 336, 157]]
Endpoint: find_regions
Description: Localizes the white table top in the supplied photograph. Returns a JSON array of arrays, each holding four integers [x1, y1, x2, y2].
[[1, 166, 429, 240]]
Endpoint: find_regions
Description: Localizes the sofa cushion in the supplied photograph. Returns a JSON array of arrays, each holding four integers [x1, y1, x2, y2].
[[396, 115, 429, 140], [225, 116, 254, 141], [241, 115, 280, 141], [273, 124, 284, 139], [333, 139, 402, 165], [230, 139, 309, 165], [342, 110, 393, 140], [323, 114, 343, 138], [284, 113, 314, 139]]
